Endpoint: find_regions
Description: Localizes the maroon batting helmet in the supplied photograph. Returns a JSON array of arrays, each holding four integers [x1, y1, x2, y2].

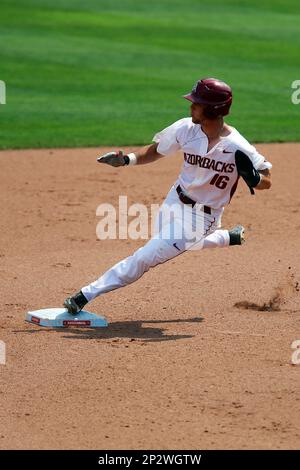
[[183, 78, 233, 117]]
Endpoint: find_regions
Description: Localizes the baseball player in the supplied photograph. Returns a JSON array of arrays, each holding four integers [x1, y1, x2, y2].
[[64, 78, 272, 314]]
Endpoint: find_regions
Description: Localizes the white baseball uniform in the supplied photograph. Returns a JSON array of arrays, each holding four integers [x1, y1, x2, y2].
[[81, 118, 272, 301]]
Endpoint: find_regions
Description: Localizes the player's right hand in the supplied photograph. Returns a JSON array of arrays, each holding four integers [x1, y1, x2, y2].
[[97, 151, 127, 167]]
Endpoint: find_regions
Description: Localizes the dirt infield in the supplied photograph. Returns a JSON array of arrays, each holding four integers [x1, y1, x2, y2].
[[0, 144, 299, 449]]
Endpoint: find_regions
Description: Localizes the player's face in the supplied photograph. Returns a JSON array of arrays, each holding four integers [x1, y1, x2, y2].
[[190, 103, 206, 124]]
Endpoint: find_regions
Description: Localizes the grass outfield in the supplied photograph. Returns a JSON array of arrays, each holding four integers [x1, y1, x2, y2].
[[0, 0, 299, 149]]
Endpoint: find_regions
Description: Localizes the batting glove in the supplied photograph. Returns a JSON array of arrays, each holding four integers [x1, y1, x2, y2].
[[97, 151, 129, 167]]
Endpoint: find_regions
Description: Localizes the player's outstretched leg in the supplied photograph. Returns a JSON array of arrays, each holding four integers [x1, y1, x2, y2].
[[63, 225, 246, 314], [64, 237, 183, 314]]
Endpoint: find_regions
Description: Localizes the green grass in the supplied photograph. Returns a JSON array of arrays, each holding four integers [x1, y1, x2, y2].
[[0, 0, 299, 148]]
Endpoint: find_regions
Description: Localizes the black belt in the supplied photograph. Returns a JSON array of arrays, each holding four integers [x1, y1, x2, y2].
[[176, 185, 211, 214]]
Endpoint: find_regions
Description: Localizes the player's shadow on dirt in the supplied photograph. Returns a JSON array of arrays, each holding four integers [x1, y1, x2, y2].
[[20, 317, 204, 343]]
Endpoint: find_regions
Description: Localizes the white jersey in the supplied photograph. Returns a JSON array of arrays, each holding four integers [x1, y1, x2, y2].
[[153, 118, 272, 209]]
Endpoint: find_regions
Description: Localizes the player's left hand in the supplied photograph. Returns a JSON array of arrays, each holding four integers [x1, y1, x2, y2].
[[97, 151, 127, 167]]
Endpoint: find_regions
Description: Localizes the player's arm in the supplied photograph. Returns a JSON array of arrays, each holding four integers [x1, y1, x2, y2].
[[134, 143, 165, 165], [97, 143, 165, 167], [256, 168, 272, 190]]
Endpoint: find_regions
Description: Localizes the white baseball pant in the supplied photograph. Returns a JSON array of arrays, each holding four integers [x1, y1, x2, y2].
[[82, 186, 229, 301]]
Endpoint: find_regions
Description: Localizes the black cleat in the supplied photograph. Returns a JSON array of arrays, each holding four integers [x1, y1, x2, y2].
[[229, 225, 245, 246], [63, 290, 88, 315]]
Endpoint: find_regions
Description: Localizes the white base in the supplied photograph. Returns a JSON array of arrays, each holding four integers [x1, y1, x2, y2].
[[26, 308, 108, 328]]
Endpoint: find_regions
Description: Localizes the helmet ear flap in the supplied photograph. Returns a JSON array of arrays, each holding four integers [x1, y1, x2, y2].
[[202, 105, 224, 119], [203, 105, 219, 119], [203, 101, 232, 119]]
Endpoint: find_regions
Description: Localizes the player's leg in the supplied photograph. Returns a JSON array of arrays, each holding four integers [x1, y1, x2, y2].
[[202, 225, 245, 249], [64, 187, 179, 314], [63, 185, 243, 313], [202, 229, 230, 249], [64, 231, 184, 314], [63, 195, 213, 314], [64, 222, 244, 314], [84, 236, 182, 298], [64, 190, 187, 314]]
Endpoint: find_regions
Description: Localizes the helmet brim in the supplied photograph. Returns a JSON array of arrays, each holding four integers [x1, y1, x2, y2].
[[183, 93, 197, 103], [183, 93, 210, 105]]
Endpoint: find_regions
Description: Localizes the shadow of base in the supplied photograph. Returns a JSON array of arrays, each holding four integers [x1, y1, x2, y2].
[[17, 317, 204, 343]]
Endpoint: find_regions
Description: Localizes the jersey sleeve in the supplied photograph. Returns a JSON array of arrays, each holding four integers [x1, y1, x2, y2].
[[246, 146, 272, 171], [235, 140, 272, 171], [152, 119, 187, 156]]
